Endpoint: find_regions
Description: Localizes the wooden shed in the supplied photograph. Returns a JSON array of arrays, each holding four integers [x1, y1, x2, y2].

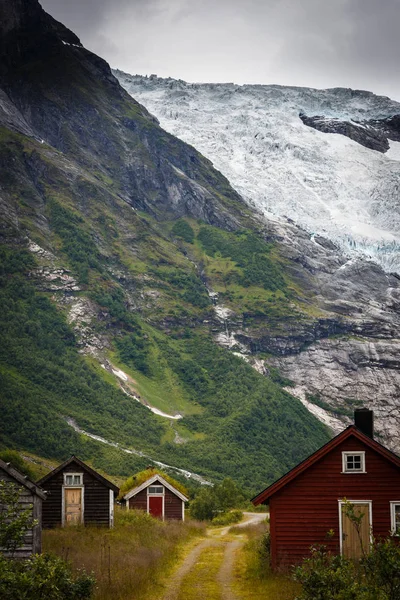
[[0, 458, 46, 558], [38, 456, 119, 528], [252, 410, 400, 570], [124, 474, 188, 520]]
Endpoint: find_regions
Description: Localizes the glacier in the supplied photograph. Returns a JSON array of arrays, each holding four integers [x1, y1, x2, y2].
[[114, 71, 400, 273]]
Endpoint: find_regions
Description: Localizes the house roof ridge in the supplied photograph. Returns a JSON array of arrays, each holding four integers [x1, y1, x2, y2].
[[37, 456, 119, 493], [123, 473, 189, 502], [0, 458, 47, 500], [252, 425, 400, 505]]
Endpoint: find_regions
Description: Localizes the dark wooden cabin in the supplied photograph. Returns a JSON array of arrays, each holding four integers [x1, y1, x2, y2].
[[124, 474, 188, 520], [252, 409, 400, 570], [0, 458, 46, 558], [38, 456, 119, 528]]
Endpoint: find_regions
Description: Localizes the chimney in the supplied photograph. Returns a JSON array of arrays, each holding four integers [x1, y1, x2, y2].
[[354, 408, 374, 439]]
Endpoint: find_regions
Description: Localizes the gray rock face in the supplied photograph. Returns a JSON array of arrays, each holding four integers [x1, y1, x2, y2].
[[206, 216, 400, 452], [300, 112, 400, 154], [0, 0, 244, 233], [268, 338, 400, 451]]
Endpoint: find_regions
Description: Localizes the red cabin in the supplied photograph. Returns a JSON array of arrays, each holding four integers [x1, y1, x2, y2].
[[252, 410, 400, 570], [123, 474, 188, 520]]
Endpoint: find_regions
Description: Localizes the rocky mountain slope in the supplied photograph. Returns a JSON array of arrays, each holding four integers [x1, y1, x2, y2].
[[114, 73, 400, 449], [115, 72, 400, 273], [0, 0, 333, 492]]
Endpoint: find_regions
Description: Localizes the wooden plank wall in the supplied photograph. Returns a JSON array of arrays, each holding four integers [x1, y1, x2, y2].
[[165, 487, 183, 520], [129, 488, 147, 511], [0, 468, 42, 558], [41, 461, 111, 528], [270, 437, 400, 569]]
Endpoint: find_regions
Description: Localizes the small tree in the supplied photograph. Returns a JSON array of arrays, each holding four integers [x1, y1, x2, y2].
[[0, 480, 36, 555], [189, 478, 246, 521]]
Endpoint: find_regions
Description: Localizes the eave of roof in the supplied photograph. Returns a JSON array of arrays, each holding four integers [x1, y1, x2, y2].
[[37, 455, 119, 494], [123, 474, 189, 502], [0, 459, 47, 500], [252, 426, 400, 506]]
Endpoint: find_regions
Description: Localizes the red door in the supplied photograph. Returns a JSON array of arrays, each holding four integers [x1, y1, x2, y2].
[[149, 496, 163, 518]]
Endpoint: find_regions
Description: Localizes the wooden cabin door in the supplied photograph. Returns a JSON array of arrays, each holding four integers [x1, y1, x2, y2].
[[65, 488, 82, 524], [341, 502, 370, 559], [149, 496, 163, 519]]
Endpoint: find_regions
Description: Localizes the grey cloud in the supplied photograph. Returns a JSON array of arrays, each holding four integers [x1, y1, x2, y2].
[[40, 0, 400, 99]]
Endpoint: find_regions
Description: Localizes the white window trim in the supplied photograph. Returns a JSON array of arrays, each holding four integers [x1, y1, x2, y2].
[[341, 451, 366, 473], [182, 500, 185, 521], [109, 489, 114, 528], [338, 499, 372, 555], [61, 485, 85, 526], [147, 486, 165, 520], [390, 501, 400, 535], [148, 485, 165, 495], [63, 472, 84, 486]]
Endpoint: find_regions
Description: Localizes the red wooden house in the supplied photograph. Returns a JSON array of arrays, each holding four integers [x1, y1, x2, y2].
[[123, 474, 188, 520], [252, 409, 400, 570]]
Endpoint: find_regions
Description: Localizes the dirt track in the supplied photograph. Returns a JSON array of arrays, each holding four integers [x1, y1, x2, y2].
[[161, 513, 266, 600]]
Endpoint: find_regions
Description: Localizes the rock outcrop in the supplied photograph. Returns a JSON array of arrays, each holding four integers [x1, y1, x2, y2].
[[300, 112, 400, 154]]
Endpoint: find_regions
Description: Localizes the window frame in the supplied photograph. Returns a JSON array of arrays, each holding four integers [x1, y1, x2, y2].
[[147, 485, 164, 496], [63, 472, 83, 486], [341, 451, 366, 474], [390, 502, 400, 536]]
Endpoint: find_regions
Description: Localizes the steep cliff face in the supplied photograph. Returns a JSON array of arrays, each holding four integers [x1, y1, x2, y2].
[[114, 72, 400, 452], [0, 0, 245, 230], [203, 216, 400, 451]]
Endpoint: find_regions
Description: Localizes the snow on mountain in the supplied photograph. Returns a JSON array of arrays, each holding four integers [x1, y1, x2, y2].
[[114, 71, 400, 273]]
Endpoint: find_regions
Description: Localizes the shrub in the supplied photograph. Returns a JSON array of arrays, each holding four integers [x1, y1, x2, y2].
[[189, 478, 246, 521], [294, 546, 360, 600], [363, 538, 400, 599], [189, 487, 217, 521], [295, 539, 400, 600], [211, 509, 243, 526], [171, 220, 195, 243], [0, 553, 95, 600]]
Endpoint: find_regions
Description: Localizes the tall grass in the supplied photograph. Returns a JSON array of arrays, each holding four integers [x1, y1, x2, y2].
[[231, 520, 301, 600], [43, 508, 206, 600]]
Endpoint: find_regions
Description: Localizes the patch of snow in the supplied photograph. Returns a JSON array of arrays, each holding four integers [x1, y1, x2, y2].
[[61, 40, 82, 48], [66, 417, 211, 484], [148, 406, 183, 420], [109, 365, 182, 419], [112, 368, 128, 382], [232, 352, 250, 362], [214, 305, 233, 320]]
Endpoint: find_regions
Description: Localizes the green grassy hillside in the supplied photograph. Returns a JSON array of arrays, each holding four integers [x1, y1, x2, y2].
[[0, 0, 330, 494]]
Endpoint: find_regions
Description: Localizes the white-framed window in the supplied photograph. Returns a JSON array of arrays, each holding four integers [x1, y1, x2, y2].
[[342, 452, 366, 473], [148, 485, 164, 495], [390, 502, 400, 535], [64, 473, 83, 486]]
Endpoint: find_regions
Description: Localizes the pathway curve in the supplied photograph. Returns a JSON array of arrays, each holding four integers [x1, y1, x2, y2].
[[161, 513, 267, 600]]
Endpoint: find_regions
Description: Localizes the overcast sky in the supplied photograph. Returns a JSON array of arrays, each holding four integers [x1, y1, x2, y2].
[[41, 0, 400, 100]]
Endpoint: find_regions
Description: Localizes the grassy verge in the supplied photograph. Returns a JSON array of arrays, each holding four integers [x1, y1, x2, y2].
[[42, 508, 206, 600], [231, 521, 300, 600]]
